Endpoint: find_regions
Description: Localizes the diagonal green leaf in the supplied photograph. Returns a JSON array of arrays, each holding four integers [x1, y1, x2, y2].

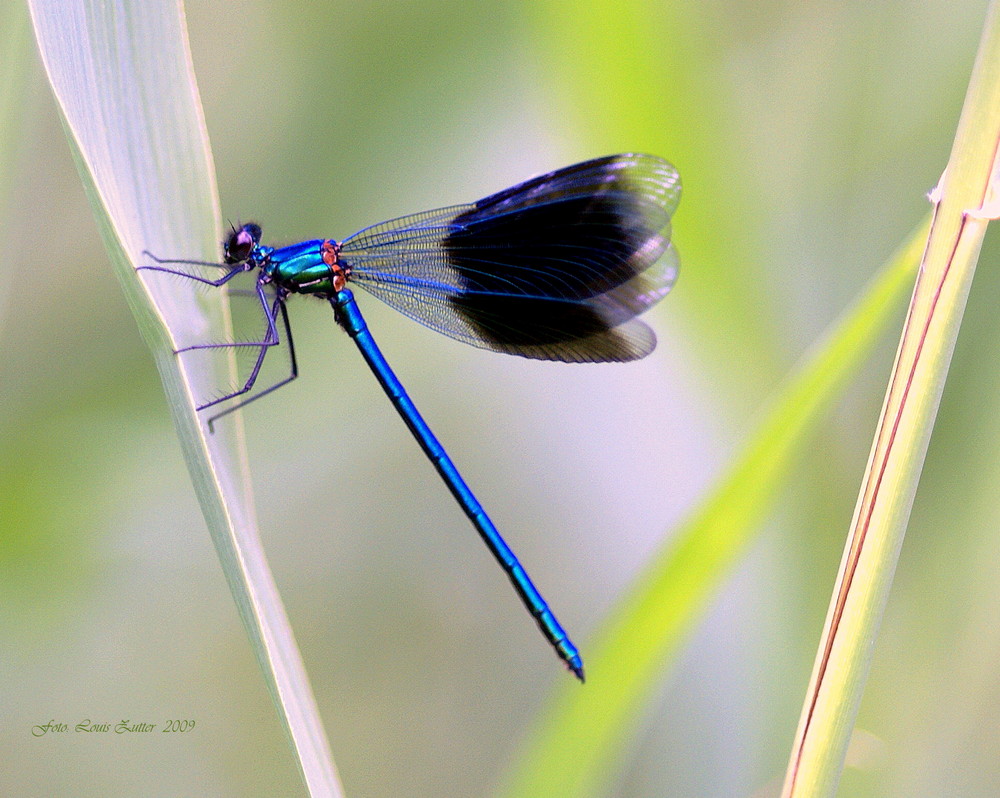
[[501, 218, 929, 798], [26, 1, 342, 794]]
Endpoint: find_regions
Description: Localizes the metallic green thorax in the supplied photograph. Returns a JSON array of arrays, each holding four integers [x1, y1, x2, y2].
[[261, 238, 345, 296]]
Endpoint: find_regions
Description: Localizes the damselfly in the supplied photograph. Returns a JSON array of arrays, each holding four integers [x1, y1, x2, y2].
[[140, 153, 682, 680]]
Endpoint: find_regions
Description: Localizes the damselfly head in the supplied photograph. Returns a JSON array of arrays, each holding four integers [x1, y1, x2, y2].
[[224, 223, 262, 264]]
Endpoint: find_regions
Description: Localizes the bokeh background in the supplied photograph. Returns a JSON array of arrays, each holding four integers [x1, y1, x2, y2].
[[3, 1, 1000, 796]]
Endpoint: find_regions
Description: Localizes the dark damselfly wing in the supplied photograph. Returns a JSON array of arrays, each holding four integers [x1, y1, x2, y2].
[[338, 153, 681, 362]]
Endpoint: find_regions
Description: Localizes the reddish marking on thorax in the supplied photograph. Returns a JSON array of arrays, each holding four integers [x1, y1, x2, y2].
[[321, 239, 350, 291]]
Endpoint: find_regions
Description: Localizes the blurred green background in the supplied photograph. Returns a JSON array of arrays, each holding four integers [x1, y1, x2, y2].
[[3, 0, 999, 796]]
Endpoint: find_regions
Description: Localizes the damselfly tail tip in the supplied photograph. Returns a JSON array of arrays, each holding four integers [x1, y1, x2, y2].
[[569, 658, 585, 683]]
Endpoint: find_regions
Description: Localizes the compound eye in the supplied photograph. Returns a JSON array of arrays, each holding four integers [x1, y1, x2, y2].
[[224, 223, 262, 263]]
